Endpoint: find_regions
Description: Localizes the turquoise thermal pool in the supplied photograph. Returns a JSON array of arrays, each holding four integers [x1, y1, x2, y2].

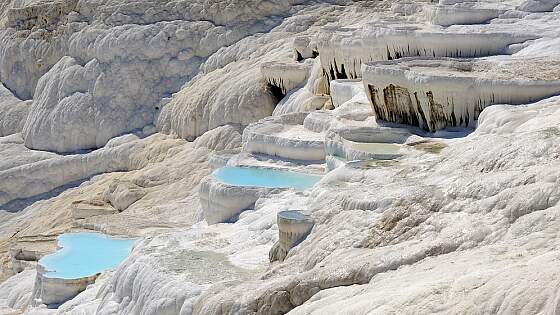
[[215, 166, 322, 190], [39, 232, 135, 279], [278, 210, 309, 221]]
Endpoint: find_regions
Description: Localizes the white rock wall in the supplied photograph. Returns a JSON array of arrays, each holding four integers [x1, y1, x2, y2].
[[317, 24, 535, 82], [0, 83, 31, 136], [0, 0, 298, 152], [362, 58, 560, 131]]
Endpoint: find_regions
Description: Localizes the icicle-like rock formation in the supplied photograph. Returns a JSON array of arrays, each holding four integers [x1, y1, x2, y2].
[[362, 58, 560, 131], [260, 61, 311, 101], [3, 0, 560, 314], [273, 57, 330, 115], [317, 24, 534, 82]]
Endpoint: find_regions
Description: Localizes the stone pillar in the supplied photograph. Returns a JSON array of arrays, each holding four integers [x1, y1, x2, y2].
[[270, 210, 314, 262]]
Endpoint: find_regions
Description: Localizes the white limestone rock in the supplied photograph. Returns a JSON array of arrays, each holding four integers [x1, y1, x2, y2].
[[56, 271, 113, 314], [0, 134, 56, 173], [0, 0, 299, 152], [104, 134, 141, 148], [518, 0, 560, 12], [0, 83, 31, 136], [427, 3, 507, 26], [193, 124, 243, 152], [22, 56, 117, 152], [329, 79, 368, 108], [102, 180, 146, 212], [156, 58, 278, 141], [293, 35, 318, 61], [273, 57, 330, 115], [187, 97, 560, 315], [325, 126, 410, 161], [33, 264, 98, 307], [242, 112, 326, 162], [391, 1, 425, 16], [0, 133, 182, 207], [317, 23, 535, 83], [199, 173, 276, 224], [156, 2, 360, 140], [362, 57, 560, 131], [269, 210, 314, 262], [3, 1, 560, 314], [208, 150, 241, 169], [0, 269, 35, 313], [302, 102, 374, 134], [71, 199, 118, 220]]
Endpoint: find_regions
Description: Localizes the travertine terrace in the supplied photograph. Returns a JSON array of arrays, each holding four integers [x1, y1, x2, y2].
[[1, 0, 560, 314]]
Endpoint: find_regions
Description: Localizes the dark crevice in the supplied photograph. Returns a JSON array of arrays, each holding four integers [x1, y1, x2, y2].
[[295, 50, 303, 62], [337, 63, 348, 79], [267, 82, 285, 104]]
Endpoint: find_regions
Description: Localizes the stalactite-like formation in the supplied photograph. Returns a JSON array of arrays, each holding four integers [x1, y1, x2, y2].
[[363, 59, 560, 132]]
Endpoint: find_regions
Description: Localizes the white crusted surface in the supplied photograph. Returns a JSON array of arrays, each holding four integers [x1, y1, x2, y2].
[[0, 83, 31, 137], [243, 113, 326, 162], [2, 0, 560, 314], [362, 57, 560, 131]]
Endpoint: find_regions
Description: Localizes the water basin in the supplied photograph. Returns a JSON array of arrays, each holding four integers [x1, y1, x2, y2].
[[349, 142, 401, 155], [39, 232, 135, 279], [215, 166, 321, 190], [347, 159, 399, 169], [278, 210, 310, 221]]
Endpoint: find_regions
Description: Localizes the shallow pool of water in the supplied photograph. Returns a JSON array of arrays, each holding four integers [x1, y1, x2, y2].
[[39, 232, 135, 279], [350, 142, 401, 155], [347, 159, 399, 169], [278, 210, 309, 221], [215, 166, 321, 190]]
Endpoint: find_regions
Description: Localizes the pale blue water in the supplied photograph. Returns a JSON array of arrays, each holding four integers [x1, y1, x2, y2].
[[279, 210, 308, 220], [215, 167, 321, 190], [39, 232, 135, 279]]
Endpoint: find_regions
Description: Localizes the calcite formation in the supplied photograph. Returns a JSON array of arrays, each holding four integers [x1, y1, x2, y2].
[[71, 200, 118, 220], [362, 58, 560, 131], [199, 173, 274, 225], [0, 84, 31, 137], [260, 61, 312, 101], [317, 24, 534, 83], [242, 112, 326, 161], [33, 265, 98, 307], [325, 126, 410, 161], [426, 2, 507, 26], [269, 210, 314, 262], [1, 0, 560, 314]]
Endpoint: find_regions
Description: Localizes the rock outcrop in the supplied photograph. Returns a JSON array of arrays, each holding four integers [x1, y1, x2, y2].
[[2, 0, 560, 314]]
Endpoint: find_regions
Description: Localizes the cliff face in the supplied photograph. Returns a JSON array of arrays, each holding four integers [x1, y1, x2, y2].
[[1, 0, 560, 314], [0, 0, 302, 152]]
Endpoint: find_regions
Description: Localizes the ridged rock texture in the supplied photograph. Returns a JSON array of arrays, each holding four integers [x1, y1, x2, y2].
[[1, 0, 560, 314]]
